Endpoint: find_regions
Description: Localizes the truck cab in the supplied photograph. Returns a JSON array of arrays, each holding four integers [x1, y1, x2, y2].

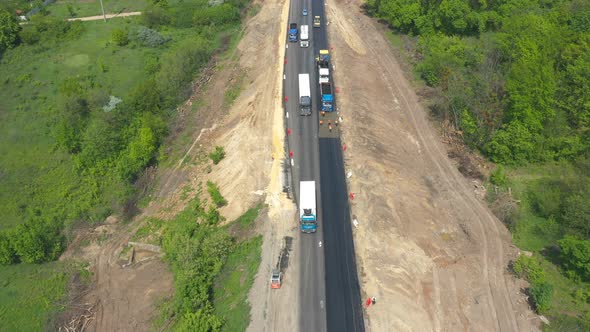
[[289, 23, 298, 42], [313, 16, 321, 28]]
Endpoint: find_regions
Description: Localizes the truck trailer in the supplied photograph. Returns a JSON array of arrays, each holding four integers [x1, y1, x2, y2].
[[300, 25, 309, 48], [299, 181, 317, 233], [298, 73, 311, 116]]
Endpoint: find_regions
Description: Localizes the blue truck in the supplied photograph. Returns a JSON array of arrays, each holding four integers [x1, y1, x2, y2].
[[320, 82, 333, 112], [299, 181, 317, 233], [289, 23, 298, 42]]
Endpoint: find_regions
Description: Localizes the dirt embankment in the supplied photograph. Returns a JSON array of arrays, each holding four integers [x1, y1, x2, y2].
[[325, 0, 541, 330], [57, 0, 294, 330]]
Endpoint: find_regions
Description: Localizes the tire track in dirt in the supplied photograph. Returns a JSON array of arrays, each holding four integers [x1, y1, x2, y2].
[[325, 0, 536, 330], [363, 20, 519, 332]]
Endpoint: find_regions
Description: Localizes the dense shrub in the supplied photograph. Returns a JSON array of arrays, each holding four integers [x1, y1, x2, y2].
[[193, 4, 240, 27], [512, 255, 553, 313], [0, 8, 21, 52], [209, 146, 225, 164], [111, 28, 129, 46], [130, 26, 169, 47], [559, 236, 590, 282], [160, 197, 233, 328]]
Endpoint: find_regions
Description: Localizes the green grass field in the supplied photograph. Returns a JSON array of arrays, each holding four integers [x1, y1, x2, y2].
[[0, 263, 68, 331], [46, 0, 149, 19], [506, 164, 590, 327]]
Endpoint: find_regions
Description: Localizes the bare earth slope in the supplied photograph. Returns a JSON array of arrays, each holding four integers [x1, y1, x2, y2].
[[325, 0, 541, 330]]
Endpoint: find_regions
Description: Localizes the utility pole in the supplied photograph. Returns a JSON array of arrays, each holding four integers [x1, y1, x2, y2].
[[99, 0, 106, 22]]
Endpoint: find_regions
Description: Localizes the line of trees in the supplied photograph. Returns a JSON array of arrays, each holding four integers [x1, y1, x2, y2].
[[367, 0, 590, 165]]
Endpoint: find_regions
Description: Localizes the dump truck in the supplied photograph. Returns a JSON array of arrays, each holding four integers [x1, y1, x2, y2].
[[298, 73, 311, 116], [300, 181, 317, 233], [320, 82, 333, 112], [316, 49, 330, 84]]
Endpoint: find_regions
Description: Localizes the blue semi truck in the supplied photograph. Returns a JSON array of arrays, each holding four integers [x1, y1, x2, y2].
[[300, 181, 317, 233]]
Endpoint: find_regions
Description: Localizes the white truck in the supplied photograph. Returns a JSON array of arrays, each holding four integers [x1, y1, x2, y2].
[[300, 25, 309, 48], [298, 73, 311, 116], [317, 49, 330, 84], [299, 181, 317, 233]]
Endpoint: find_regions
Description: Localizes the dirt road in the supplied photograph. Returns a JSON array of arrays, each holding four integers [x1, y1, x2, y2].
[[67, 12, 141, 22], [325, 0, 541, 330]]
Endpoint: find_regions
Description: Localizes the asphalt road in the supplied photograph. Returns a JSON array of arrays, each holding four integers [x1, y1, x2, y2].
[[284, 0, 364, 330], [284, 0, 326, 331]]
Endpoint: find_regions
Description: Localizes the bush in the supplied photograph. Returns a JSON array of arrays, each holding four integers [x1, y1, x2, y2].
[[529, 280, 553, 313], [192, 4, 240, 27], [490, 165, 508, 186], [558, 236, 590, 282], [0, 231, 18, 265], [131, 26, 169, 47], [207, 181, 227, 207], [209, 146, 225, 164], [142, 5, 171, 28], [513, 255, 546, 283], [111, 28, 129, 46], [19, 27, 40, 45]]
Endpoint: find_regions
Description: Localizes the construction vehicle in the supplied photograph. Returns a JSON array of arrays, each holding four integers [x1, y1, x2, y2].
[[300, 181, 317, 232], [289, 23, 298, 42], [270, 237, 291, 289], [298, 73, 311, 116], [300, 25, 309, 48], [313, 15, 321, 28], [320, 82, 334, 112], [270, 269, 282, 289], [316, 49, 330, 84]]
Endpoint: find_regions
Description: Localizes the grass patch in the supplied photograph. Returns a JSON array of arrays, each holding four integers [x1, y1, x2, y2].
[[501, 162, 590, 325], [207, 181, 227, 207], [224, 71, 246, 106], [0, 262, 68, 331], [213, 235, 262, 332], [131, 218, 164, 245], [233, 203, 264, 227], [46, 0, 149, 19]]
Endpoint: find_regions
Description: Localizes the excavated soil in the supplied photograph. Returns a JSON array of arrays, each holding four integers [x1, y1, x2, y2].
[[325, 0, 541, 330]]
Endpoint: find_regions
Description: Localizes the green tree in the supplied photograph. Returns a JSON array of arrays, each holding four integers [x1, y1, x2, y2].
[[0, 8, 21, 52], [486, 121, 536, 164], [12, 219, 64, 264], [558, 236, 590, 281], [561, 193, 590, 237]]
